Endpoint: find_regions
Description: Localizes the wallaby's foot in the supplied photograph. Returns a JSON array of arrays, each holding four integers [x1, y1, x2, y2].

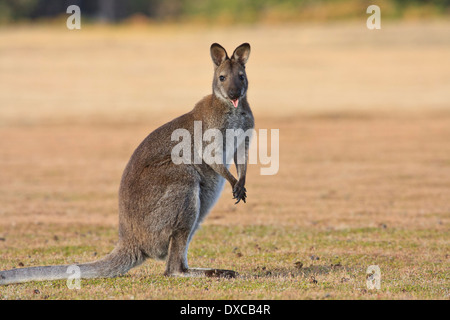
[[191, 268, 238, 278], [167, 268, 238, 279]]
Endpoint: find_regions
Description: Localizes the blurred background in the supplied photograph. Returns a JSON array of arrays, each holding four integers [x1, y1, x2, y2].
[[1, 0, 450, 23], [0, 0, 449, 228], [0, 0, 449, 125]]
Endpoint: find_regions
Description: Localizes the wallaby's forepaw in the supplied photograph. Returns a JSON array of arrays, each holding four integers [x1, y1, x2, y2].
[[233, 181, 247, 204]]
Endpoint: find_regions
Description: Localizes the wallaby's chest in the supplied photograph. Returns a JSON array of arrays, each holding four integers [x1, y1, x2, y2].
[[223, 109, 253, 132], [219, 109, 254, 165]]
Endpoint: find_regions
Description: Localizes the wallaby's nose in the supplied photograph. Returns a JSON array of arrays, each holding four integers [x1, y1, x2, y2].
[[228, 90, 240, 100]]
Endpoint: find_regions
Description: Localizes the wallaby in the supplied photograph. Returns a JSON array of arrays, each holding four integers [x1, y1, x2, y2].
[[0, 43, 254, 284]]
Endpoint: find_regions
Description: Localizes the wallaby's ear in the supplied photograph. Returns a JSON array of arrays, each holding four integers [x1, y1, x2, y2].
[[210, 43, 229, 67], [232, 43, 251, 66]]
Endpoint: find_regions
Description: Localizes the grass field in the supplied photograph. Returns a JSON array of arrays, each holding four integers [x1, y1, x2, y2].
[[0, 21, 449, 300]]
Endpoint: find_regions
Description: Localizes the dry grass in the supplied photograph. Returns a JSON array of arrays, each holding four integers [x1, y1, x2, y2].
[[0, 21, 449, 299]]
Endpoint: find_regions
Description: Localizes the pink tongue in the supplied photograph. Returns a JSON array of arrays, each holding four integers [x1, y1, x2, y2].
[[231, 99, 239, 108]]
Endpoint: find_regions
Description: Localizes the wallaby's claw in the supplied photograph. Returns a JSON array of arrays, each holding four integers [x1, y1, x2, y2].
[[235, 196, 246, 205], [233, 184, 247, 204], [233, 192, 246, 204]]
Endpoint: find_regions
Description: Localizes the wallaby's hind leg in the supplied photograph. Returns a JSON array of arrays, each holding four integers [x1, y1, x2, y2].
[[163, 186, 238, 279], [164, 226, 238, 278], [163, 220, 239, 278], [164, 229, 190, 276]]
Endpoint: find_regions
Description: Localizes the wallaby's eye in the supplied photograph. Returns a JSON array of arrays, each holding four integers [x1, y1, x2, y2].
[[219, 75, 226, 82], [239, 75, 245, 81]]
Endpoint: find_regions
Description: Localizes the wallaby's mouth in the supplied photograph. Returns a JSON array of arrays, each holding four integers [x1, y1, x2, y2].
[[230, 99, 239, 108]]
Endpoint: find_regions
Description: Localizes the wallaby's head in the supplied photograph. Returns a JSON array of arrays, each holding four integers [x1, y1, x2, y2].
[[210, 43, 251, 108]]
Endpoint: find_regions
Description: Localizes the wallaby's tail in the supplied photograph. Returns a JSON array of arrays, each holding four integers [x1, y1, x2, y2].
[[0, 245, 143, 285]]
